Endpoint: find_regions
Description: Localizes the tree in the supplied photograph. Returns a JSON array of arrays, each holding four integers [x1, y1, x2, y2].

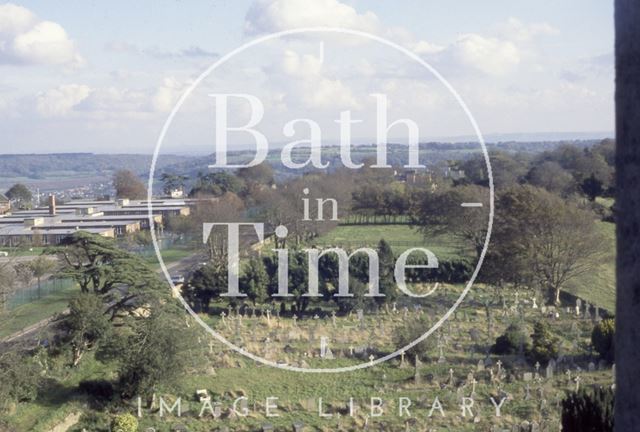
[[65, 293, 111, 366], [460, 151, 527, 189], [376, 239, 396, 305], [27, 256, 55, 299], [411, 184, 490, 260], [101, 308, 199, 399], [113, 170, 147, 200], [236, 163, 274, 187], [159, 173, 188, 196], [392, 314, 436, 361], [581, 173, 604, 201], [240, 256, 269, 305], [562, 387, 614, 432], [592, 318, 615, 362], [0, 261, 18, 312], [490, 186, 607, 304], [189, 172, 245, 197], [184, 263, 227, 313], [491, 323, 530, 355], [5, 183, 32, 209], [528, 321, 560, 363], [526, 161, 576, 196], [0, 351, 41, 406], [54, 232, 166, 318]]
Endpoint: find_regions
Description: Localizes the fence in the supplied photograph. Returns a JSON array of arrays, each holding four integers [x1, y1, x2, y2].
[[7, 277, 76, 309]]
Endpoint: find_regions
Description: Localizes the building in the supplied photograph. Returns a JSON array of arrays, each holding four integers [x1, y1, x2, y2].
[[0, 197, 191, 246]]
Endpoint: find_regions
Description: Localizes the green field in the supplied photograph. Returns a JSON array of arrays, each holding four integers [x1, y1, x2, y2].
[[565, 221, 616, 312], [0, 282, 76, 339], [312, 222, 617, 312], [311, 224, 467, 260]]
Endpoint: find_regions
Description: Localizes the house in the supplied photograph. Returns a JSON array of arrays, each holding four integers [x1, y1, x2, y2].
[[0, 193, 9, 215]]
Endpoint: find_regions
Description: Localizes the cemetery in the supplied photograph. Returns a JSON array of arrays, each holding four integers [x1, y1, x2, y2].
[[125, 283, 615, 431]]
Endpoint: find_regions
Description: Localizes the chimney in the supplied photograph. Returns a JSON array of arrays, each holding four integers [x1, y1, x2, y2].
[[48, 195, 56, 216]]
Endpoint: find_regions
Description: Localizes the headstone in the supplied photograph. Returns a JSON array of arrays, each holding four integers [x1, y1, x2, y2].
[[477, 359, 485, 372], [523, 372, 533, 382]]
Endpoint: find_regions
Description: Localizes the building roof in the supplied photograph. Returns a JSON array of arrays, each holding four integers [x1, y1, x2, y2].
[[0, 193, 8, 203]]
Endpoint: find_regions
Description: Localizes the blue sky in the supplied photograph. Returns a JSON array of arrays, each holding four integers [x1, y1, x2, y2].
[[0, 0, 615, 154]]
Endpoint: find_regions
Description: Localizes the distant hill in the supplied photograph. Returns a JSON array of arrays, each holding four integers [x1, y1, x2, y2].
[[0, 153, 196, 179]]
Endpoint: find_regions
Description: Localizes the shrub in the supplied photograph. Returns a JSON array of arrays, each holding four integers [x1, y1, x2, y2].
[[528, 321, 560, 363], [0, 352, 40, 404], [491, 323, 529, 355], [592, 318, 615, 362], [561, 386, 614, 432], [392, 315, 437, 361], [111, 413, 138, 432]]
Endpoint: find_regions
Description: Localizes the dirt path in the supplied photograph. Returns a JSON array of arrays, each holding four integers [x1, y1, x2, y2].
[[47, 412, 81, 432]]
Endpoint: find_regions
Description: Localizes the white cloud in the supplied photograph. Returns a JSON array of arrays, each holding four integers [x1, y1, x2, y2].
[[446, 33, 520, 76], [275, 49, 360, 110], [244, 0, 380, 34], [500, 17, 559, 42], [150, 77, 190, 113], [36, 84, 91, 117], [32, 76, 191, 119], [0, 3, 84, 66]]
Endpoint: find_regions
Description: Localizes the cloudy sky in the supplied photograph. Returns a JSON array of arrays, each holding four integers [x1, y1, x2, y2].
[[0, 0, 614, 154]]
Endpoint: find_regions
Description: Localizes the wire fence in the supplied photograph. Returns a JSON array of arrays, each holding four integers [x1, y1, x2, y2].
[[8, 277, 76, 309]]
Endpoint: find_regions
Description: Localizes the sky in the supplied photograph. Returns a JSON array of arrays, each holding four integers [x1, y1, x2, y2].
[[0, 0, 615, 154]]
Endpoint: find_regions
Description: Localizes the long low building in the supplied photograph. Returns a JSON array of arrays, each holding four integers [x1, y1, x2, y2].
[[0, 225, 114, 247], [0, 196, 191, 246]]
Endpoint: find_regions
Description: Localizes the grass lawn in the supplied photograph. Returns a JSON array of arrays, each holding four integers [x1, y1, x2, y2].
[[311, 224, 468, 260], [0, 246, 46, 257], [565, 221, 616, 312], [143, 247, 193, 266], [0, 282, 76, 340]]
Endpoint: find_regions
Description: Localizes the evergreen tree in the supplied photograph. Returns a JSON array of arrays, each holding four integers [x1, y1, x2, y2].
[[241, 256, 269, 305]]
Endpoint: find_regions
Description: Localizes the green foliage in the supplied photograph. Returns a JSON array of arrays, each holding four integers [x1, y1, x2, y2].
[[581, 174, 604, 201], [184, 262, 227, 312], [561, 386, 614, 432], [0, 351, 41, 406], [376, 239, 396, 305], [592, 318, 615, 362], [528, 320, 560, 363], [65, 293, 111, 366], [111, 413, 138, 432], [5, 183, 32, 209], [159, 173, 188, 195], [240, 256, 269, 305], [189, 171, 245, 197], [488, 185, 607, 305], [101, 308, 200, 399], [392, 314, 436, 361], [492, 323, 530, 355], [54, 232, 167, 313]]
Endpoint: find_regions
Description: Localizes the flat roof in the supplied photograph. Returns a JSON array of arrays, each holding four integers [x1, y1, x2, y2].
[[0, 225, 113, 236]]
